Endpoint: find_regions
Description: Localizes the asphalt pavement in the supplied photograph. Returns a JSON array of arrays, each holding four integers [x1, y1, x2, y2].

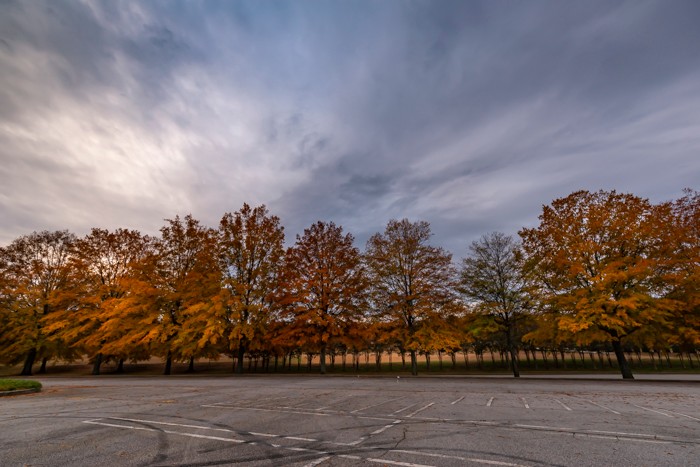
[[1, 376, 698, 466]]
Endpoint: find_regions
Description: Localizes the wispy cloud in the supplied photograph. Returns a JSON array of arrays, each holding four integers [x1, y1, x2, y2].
[[1, 1, 698, 254]]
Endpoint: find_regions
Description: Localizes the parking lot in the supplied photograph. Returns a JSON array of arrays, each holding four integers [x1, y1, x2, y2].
[[1, 376, 698, 466]]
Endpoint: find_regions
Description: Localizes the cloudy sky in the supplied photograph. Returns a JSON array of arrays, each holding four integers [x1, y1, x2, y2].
[[1, 1, 699, 255]]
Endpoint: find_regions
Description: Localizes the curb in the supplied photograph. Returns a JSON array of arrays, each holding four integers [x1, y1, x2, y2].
[[0, 388, 41, 397]]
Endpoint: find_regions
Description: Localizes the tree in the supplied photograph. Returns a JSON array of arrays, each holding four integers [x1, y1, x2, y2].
[[281, 221, 367, 374], [520, 190, 671, 379], [459, 232, 530, 377], [45, 228, 150, 375], [365, 219, 456, 375], [127, 215, 219, 375], [0, 231, 76, 375], [216, 204, 285, 374], [662, 190, 700, 350]]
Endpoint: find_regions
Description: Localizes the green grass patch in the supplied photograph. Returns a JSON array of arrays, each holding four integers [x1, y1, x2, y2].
[[0, 379, 42, 392]]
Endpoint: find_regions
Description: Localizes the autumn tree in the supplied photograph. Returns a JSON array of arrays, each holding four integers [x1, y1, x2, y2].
[[281, 221, 367, 374], [365, 219, 456, 375], [45, 228, 150, 375], [121, 215, 219, 375], [662, 190, 700, 351], [214, 204, 285, 374], [520, 190, 671, 379], [459, 232, 530, 377], [0, 230, 76, 375]]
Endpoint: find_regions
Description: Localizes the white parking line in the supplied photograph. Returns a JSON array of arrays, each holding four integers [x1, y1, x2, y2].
[[521, 397, 530, 409], [110, 417, 234, 433], [371, 420, 402, 435], [82, 420, 245, 443], [203, 404, 330, 417], [450, 396, 465, 405], [392, 403, 417, 414], [632, 404, 674, 418], [487, 397, 494, 407], [352, 397, 406, 413], [302, 456, 331, 467], [585, 400, 620, 415], [405, 403, 434, 418], [659, 409, 700, 422], [580, 434, 671, 444], [391, 449, 528, 466], [554, 399, 572, 411], [366, 458, 434, 467], [357, 416, 396, 422], [286, 436, 317, 442]]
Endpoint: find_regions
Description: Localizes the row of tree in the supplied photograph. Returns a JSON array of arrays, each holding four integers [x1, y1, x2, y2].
[[1, 190, 697, 379]]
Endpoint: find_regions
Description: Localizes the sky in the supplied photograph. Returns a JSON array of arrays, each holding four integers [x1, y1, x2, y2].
[[1, 1, 699, 256]]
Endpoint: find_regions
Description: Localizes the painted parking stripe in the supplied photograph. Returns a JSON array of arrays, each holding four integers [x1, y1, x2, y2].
[[302, 456, 331, 467], [366, 458, 435, 467], [393, 403, 417, 414], [554, 399, 572, 411], [391, 449, 528, 466], [110, 417, 235, 433], [450, 396, 465, 405], [203, 404, 330, 417], [632, 404, 674, 418], [82, 420, 244, 443], [487, 397, 494, 407], [371, 419, 402, 435], [406, 403, 434, 418], [659, 409, 700, 422], [521, 397, 530, 409], [585, 400, 620, 415], [352, 396, 406, 413]]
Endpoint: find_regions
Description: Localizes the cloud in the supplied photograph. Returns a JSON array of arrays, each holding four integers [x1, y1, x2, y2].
[[1, 0, 699, 256]]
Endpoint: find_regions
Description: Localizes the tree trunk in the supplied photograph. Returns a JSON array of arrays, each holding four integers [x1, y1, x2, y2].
[[164, 351, 172, 375], [375, 350, 382, 371], [462, 350, 469, 369], [235, 343, 245, 374], [38, 357, 48, 374], [21, 348, 37, 376], [425, 353, 431, 371], [187, 356, 195, 373], [320, 346, 327, 374], [588, 352, 597, 369], [506, 329, 520, 378], [401, 352, 406, 369], [410, 350, 418, 375], [612, 340, 634, 379], [116, 358, 124, 373], [92, 353, 103, 376]]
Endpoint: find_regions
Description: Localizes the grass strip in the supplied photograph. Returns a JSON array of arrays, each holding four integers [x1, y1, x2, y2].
[[0, 379, 42, 391]]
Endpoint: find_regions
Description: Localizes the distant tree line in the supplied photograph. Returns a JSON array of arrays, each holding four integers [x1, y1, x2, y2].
[[0, 190, 697, 379]]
